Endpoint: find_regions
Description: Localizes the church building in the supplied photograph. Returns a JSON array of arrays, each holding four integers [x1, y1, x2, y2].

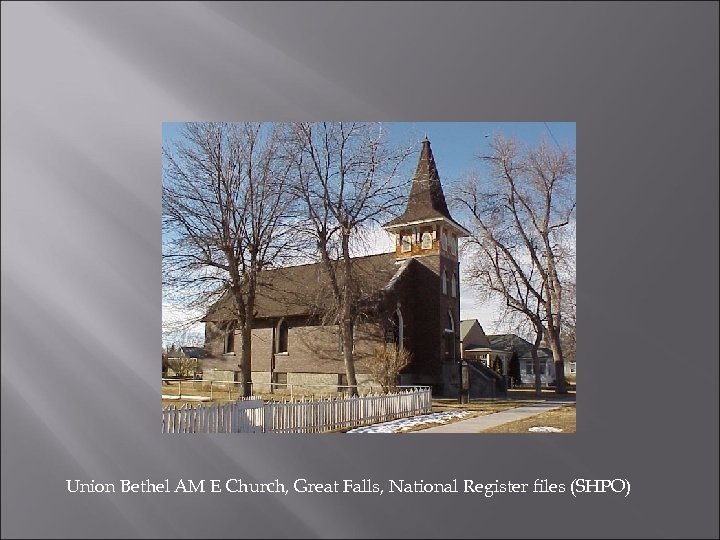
[[202, 138, 478, 396]]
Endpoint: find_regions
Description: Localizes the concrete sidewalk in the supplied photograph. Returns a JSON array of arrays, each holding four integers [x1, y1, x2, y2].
[[417, 402, 572, 433]]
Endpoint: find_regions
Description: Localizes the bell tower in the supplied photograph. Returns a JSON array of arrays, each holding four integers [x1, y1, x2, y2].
[[384, 136, 469, 262], [383, 137, 469, 384]]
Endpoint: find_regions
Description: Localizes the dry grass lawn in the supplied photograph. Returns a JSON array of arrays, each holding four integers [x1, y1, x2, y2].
[[481, 404, 576, 433]]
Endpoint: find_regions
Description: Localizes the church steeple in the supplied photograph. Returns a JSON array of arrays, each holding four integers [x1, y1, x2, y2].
[[383, 138, 469, 260], [385, 137, 453, 226]]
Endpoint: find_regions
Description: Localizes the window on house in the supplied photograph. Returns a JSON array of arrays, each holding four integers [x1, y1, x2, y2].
[[442, 270, 448, 295], [570, 362, 576, 374], [450, 235, 457, 255], [451, 273, 457, 298], [441, 232, 448, 251], [525, 361, 546, 375], [224, 331, 235, 354], [277, 320, 288, 354], [401, 235, 412, 252], [421, 232, 433, 250]]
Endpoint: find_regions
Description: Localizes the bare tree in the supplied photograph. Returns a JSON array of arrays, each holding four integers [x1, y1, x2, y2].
[[560, 277, 576, 379], [287, 122, 412, 395], [558, 224, 577, 374], [462, 230, 546, 395], [368, 347, 412, 393], [456, 135, 576, 394], [163, 122, 298, 396]]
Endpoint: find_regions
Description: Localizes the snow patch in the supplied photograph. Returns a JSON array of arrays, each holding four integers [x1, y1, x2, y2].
[[347, 411, 470, 433], [528, 426, 563, 433]]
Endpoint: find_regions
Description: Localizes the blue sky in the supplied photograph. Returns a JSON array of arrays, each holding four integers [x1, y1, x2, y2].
[[162, 121, 576, 183], [382, 122, 575, 183], [162, 122, 575, 344]]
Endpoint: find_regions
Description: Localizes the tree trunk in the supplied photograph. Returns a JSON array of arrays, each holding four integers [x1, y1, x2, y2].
[[342, 319, 358, 396], [529, 320, 544, 396], [544, 267, 568, 394], [233, 283, 256, 398], [239, 324, 253, 397], [340, 232, 358, 396], [545, 324, 567, 394], [531, 333, 542, 397]]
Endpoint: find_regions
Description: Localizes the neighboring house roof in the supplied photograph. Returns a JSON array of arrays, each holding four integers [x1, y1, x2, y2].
[[179, 346, 207, 359], [487, 334, 554, 360], [459, 319, 492, 350], [459, 319, 477, 340], [203, 252, 407, 322]]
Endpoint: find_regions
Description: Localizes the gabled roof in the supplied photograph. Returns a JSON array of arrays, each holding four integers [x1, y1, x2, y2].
[[487, 334, 554, 360], [459, 319, 492, 349], [383, 138, 468, 234], [179, 346, 207, 358], [204, 252, 407, 322], [460, 319, 479, 340]]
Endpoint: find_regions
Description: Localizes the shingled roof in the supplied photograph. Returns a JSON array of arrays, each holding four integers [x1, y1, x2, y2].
[[459, 319, 492, 349], [487, 334, 554, 360], [384, 137, 465, 230], [203, 252, 405, 322], [459, 320, 479, 340]]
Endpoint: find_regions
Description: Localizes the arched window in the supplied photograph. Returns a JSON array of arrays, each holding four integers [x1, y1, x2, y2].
[[444, 311, 456, 361], [384, 307, 404, 352], [401, 235, 412, 252], [451, 273, 457, 298], [394, 307, 404, 351], [441, 231, 448, 251], [442, 270, 448, 295], [276, 319, 288, 354], [450, 235, 457, 255], [421, 232, 433, 250], [224, 331, 235, 354]]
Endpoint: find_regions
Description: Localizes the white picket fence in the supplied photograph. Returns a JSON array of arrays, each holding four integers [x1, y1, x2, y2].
[[162, 388, 432, 434], [162, 397, 265, 433]]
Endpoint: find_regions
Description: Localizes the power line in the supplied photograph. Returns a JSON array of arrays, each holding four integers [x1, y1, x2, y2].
[[543, 122, 562, 150]]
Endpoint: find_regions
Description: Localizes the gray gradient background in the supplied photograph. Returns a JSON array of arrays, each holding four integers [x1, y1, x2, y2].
[[1, 2, 718, 539]]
